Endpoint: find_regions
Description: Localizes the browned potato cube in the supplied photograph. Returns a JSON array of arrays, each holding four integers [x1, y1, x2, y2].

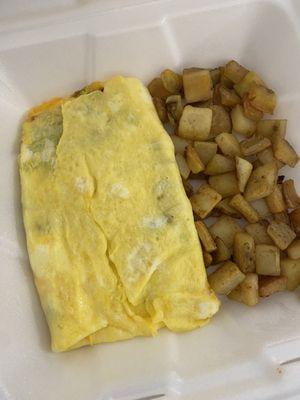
[[281, 258, 300, 290], [178, 106, 212, 141], [166, 95, 183, 125], [171, 135, 190, 155], [213, 237, 232, 263], [234, 71, 265, 98], [234, 232, 256, 273], [274, 211, 290, 225], [215, 198, 241, 218], [148, 77, 170, 99], [272, 136, 299, 167], [209, 215, 242, 248], [266, 185, 286, 213], [194, 141, 217, 165], [152, 97, 167, 122], [231, 104, 257, 137], [215, 133, 241, 157], [257, 147, 284, 169], [160, 69, 182, 94], [250, 198, 271, 219], [219, 66, 234, 88], [282, 179, 300, 209], [230, 194, 260, 223], [248, 84, 276, 114], [228, 273, 259, 306], [204, 154, 236, 175], [267, 221, 296, 250], [210, 68, 221, 86], [185, 145, 205, 173], [256, 119, 287, 138], [219, 85, 241, 107], [256, 244, 280, 276], [195, 220, 217, 252], [258, 275, 287, 297], [203, 251, 213, 267], [287, 239, 300, 259], [235, 156, 253, 193], [224, 60, 248, 84], [245, 222, 273, 245], [241, 137, 271, 156], [244, 162, 278, 201], [209, 172, 239, 198], [243, 94, 263, 121], [209, 105, 232, 138], [190, 185, 222, 219], [183, 68, 212, 103], [208, 261, 245, 295], [182, 178, 193, 197], [175, 153, 190, 179], [290, 208, 300, 236]]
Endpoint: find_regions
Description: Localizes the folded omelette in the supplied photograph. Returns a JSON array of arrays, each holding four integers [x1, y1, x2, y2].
[[19, 76, 219, 352]]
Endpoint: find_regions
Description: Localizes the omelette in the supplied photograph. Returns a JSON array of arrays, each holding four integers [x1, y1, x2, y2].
[[19, 76, 219, 352]]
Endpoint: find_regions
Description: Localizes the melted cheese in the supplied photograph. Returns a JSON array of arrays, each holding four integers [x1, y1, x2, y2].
[[20, 76, 219, 352]]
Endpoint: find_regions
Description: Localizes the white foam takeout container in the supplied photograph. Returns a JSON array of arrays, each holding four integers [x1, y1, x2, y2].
[[0, 0, 300, 399]]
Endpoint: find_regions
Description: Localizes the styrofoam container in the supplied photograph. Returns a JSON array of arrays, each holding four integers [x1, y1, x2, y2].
[[0, 0, 300, 399]]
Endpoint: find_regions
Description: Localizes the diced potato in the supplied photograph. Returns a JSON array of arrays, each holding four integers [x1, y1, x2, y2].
[[274, 212, 290, 227], [209, 172, 239, 198], [209, 105, 232, 138], [272, 136, 299, 167], [160, 69, 182, 94], [148, 77, 170, 99], [256, 119, 287, 138], [280, 258, 300, 290], [182, 178, 193, 197], [208, 261, 245, 295], [219, 85, 241, 107], [203, 251, 213, 267], [213, 237, 232, 263], [244, 162, 278, 201], [287, 239, 300, 259], [209, 215, 242, 248], [230, 194, 260, 223], [252, 159, 262, 169], [152, 97, 167, 122], [228, 273, 259, 306], [175, 153, 190, 179], [194, 141, 217, 165], [220, 66, 234, 88], [178, 106, 212, 141], [250, 198, 271, 219], [215, 197, 241, 218], [290, 208, 300, 236], [224, 60, 248, 84], [258, 276, 287, 297], [185, 145, 205, 173], [190, 185, 222, 219], [204, 154, 236, 175], [166, 95, 183, 125], [257, 147, 284, 169], [235, 156, 253, 193], [240, 137, 271, 156], [266, 184, 286, 213], [183, 68, 212, 103], [245, 222, 273, 245], [195, 220, 217, 252], [234, 71, 265, 98], [255, 244, 280, 276], [243, 94, 263, 121], [282, 179, 300, 209], [234, 232, 256, 273], [267, 221, 296, 250], [231, 104, 257, 137], [210, 68, 221, 86], [215, 133, 241, 157], [171, 135, 190, 155], [248, 84, 276, 114]]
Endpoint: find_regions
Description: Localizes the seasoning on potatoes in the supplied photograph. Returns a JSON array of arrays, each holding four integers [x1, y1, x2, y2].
[[208, 261, 245, 295], [228, 273, 259, 306], [190, 185, 222, 219]]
